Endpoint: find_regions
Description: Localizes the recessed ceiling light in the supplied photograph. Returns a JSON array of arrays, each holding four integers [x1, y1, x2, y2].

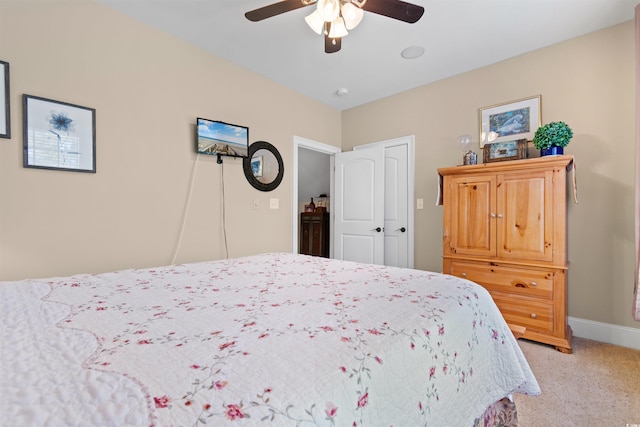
[[401, 46, 425, 59], [336, 88, 349, 96]]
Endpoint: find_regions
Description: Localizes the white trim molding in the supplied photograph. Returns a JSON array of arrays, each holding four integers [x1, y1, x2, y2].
[[568, 317, 640, 350]]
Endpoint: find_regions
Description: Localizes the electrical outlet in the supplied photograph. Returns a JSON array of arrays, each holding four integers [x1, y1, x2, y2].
[[417, 198, 424, 210], [253, 199, 259, 210], [270, 198, 279, 209]]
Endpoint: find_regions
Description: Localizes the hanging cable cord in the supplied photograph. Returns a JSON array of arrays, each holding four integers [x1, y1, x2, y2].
[[220, 159, 229, 259], [170, 153, 200, 265], [171, 154, 230, 265]]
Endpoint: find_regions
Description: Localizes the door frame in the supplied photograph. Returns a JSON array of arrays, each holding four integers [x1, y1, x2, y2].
[[292, 135, 341, 255], [353, 135, 415, 268]]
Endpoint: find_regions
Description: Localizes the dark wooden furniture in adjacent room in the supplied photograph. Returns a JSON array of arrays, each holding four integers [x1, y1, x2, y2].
[[300, 211, 329, 258]]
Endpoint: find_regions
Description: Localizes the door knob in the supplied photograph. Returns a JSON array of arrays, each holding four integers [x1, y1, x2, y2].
[[396, 227, 406, 232], [372, 227, 382, 232]]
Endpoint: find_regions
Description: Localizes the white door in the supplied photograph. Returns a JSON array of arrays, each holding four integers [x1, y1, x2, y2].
[[335, 136, 414, 268], [383, 144, 409, 268], [333, 148, 385, 264]]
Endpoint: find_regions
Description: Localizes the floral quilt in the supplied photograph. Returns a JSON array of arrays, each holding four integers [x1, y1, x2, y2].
[[0, 253, 539, 426]]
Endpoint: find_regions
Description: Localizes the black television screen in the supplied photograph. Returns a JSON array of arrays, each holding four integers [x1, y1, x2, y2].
[[196, 118, 249, 158]]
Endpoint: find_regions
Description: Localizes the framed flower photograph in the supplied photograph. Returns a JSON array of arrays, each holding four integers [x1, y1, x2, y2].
[[23, 95, 96, 173], [478, 95, 541, 147], [0, 60, 10, 139]]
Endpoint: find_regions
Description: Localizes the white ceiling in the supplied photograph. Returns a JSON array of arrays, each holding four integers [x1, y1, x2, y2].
[[95, 0, 636, 111]]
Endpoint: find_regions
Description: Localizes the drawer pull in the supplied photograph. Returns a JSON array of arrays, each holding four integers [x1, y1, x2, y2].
[[530, 281, 537, 287], [530, 313, 537, 319], [461, 273, 467, 277], [513, 280, 527, 288]]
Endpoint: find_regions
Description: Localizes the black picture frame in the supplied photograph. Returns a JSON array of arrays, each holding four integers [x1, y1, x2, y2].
[[23, 95, 96, 173], [0, 60, 10, 139]]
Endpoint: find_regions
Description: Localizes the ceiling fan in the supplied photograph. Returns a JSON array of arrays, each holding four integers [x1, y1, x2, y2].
[[245, 0, 425, 54]]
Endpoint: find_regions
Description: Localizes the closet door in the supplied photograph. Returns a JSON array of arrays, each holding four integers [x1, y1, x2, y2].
[[334, 136, 414, 267], [333, 148, 385, 265], [383, 144, 409, 268]]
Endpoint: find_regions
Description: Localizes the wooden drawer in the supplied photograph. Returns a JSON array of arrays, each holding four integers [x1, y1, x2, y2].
[[448, 260, 554, 299], [490, 291, 554, 334]]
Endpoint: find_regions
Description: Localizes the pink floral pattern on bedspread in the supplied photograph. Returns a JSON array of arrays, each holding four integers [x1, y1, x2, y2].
[[36, 253, 538, 426]]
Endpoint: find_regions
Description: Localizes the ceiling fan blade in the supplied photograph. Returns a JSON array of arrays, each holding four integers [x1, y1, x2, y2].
[[325, 34, 341, 53], [245, 0, 314, 22], [361, 0, 424, 24]]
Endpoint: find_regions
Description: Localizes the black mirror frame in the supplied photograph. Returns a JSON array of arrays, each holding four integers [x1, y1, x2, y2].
[[243, 140, 284, 192]]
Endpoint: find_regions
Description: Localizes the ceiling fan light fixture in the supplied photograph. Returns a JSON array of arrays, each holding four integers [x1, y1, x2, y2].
[[317, 0, 340, 22], [305, 10, 325, 34], [245, 0, 423, 54], [341, 2, 363, 30], [328, 16, 349, 38]]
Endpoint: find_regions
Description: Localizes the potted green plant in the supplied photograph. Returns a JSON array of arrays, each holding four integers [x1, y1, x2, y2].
[[532, 121, 573, 156]]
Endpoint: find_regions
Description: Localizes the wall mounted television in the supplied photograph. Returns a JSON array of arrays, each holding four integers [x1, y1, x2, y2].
[[196, 118, 249, 159]]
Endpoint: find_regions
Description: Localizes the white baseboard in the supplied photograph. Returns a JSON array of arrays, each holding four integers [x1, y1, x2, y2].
[[568, 317, 640, 350]]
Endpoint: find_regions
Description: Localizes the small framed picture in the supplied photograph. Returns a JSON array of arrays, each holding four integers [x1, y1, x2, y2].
[[483, 139, 528, 163], [0, 60, 10, 139], [23, 95, 96, 173], [479, 95, 541, 147]]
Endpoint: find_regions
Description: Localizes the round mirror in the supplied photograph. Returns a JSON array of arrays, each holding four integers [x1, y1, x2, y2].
[[243, 141, 284, 192]]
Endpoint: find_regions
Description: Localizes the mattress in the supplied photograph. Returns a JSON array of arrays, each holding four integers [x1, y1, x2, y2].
[[0, 253, 540, 426]]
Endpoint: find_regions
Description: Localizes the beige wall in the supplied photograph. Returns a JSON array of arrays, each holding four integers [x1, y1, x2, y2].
[[0, 0, 341, 280], [1, 0, 637, 331], [343, 21, 637, 330]]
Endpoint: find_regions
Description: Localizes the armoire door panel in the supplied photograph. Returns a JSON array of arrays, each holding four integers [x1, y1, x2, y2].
[[448, 175, 496, 257], [498, 171, 553, 261]]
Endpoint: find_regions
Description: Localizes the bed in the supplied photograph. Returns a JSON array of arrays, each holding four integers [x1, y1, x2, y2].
[[0, 253, 539, 426]]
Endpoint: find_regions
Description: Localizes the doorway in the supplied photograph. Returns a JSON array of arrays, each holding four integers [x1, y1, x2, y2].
[[292, 135, 414, 268], [292, 136, 340, 255]]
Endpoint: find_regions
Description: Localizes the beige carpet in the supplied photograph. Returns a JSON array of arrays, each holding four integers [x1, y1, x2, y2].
[[514, 337, 640, 426]]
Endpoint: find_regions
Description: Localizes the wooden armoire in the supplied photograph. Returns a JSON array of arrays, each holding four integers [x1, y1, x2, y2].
[[438, 155, 573, 353], [300, 211, 330, 258]]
